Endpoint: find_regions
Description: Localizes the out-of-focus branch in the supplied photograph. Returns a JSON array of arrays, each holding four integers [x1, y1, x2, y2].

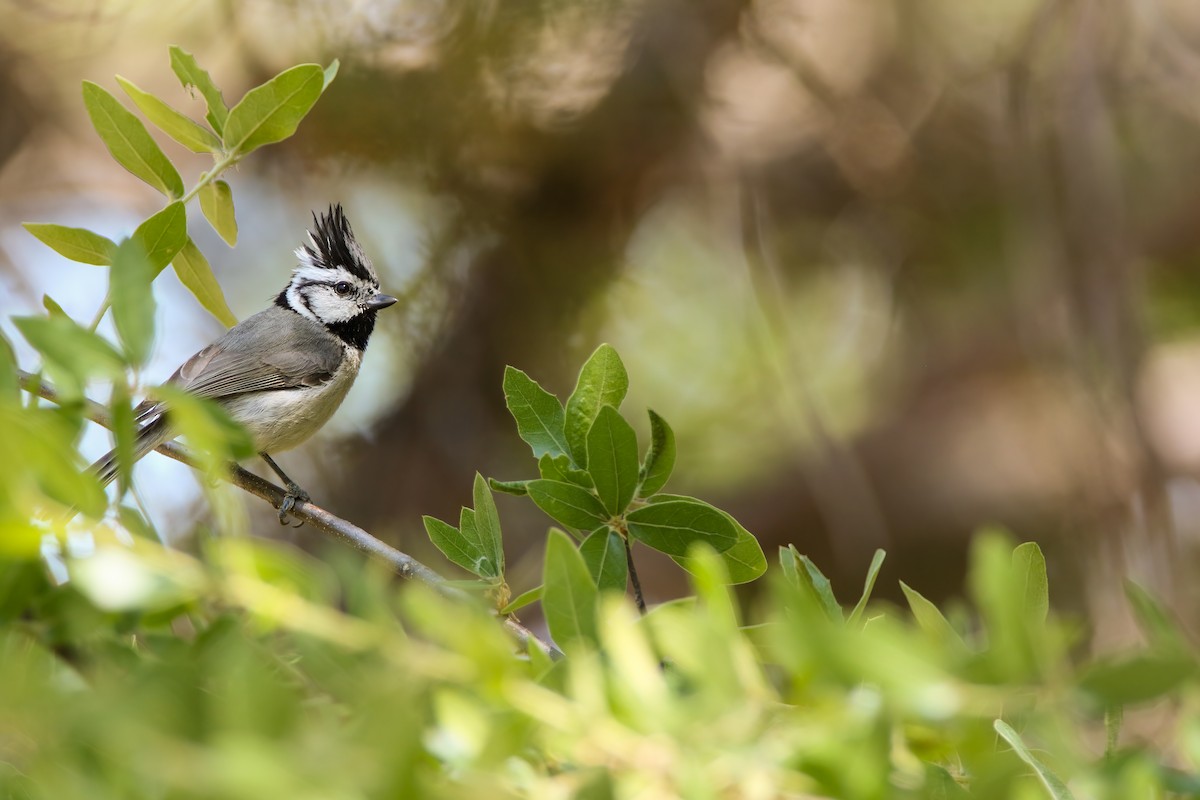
[[17, 369, 562, 660]]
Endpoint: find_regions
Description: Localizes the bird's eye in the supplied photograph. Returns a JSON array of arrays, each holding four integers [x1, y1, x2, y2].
[[334, 282, 352, 296]]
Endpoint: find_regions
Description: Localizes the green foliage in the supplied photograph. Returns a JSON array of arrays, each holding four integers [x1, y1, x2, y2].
[[7, 49, 1200, 800]]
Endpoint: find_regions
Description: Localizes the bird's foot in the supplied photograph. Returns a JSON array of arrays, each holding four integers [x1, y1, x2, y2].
[[278, 482, 310, 527]]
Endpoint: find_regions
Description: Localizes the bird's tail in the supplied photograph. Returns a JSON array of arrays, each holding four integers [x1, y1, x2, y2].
[[90, 415, 173, 489]]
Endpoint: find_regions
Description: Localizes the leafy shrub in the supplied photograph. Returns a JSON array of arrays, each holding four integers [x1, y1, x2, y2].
[[3, 49, 1199, 800]]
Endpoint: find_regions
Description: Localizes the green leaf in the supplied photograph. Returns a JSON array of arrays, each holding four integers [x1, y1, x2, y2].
[[527, 479, 609, 530], [625, 499, 737, 557], [222, 64, 325, 155], [847, 549, 886, 627], [503, 366, 569, 460], [169, 45, 228, 133], [150, 384, 256, 466], [796, 549, 843, 623], [0, 406, 107, 518], [542, 528, 599, 648], [22, 223, 117, 266], [900, 580, 969, 653], [585, 405, 639, 516], [0, 332, 17, 405], [115, 75, 223, 153], [579, 528, 628, 592], [779, 545, 800, 586], [424, 516, 491, 578], [109, 239, 156, 366], [993, 720, 1075, 800], [472, 472, 504, 577], [672, 522, 766, 584], [13, 315, 125, 395], [42, 295, 68, 318], [924, 765, 971, 799], [172, 238, 237, 327], [488, 477, 529, 496], [638, 409, 675, 497], [1079, 652, 1197, 707], [131, 202, 188, 276], [82, 81, 184, 198], [538, 453, 593, 488], [564, 344, 628, 467], [199, 180, 238, 245], [110, 381, 136, 495], [500, 584, 542, 615], [1124, 582, 1186, 651], [323, 59, 340, 90], [1012, 541, 1049, 624]]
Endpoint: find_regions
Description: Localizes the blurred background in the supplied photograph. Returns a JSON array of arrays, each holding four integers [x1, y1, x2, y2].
[[4, 0, 1200, 646]]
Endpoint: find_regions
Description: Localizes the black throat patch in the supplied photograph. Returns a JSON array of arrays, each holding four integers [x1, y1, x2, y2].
[[324, 310, 378, 351]]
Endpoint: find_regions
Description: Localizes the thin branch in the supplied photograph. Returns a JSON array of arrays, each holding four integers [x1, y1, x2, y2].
[[17, 369, 562, 660], [624, 536, 646, 614]]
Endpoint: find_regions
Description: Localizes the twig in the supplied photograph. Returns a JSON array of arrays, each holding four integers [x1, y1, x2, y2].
[[624, 536, 646, 614], [17, 369, 563, 660]]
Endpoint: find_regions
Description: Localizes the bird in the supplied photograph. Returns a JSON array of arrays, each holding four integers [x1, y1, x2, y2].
[[90, 204, 397, 524]]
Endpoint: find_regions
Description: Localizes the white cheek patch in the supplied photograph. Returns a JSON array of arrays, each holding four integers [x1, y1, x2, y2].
[[302, 287, 361, 324]]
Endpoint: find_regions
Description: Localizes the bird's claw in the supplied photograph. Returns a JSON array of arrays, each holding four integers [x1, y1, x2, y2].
[[278, 483, 310, 527]]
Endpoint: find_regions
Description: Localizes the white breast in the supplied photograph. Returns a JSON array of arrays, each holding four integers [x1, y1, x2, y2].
[[222, 347, 363, 454]]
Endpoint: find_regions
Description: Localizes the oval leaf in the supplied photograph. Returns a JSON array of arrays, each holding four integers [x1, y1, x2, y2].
[[1079, 652, 1197, 707], [109, 238, 156, 366], [172, 238, 237, 327], [527, 479, 609, 530], [199, 180, 238, 246], [672, 523, 766, 585], [503, 366, 569, 459], [564, 344, 628, 467], [638, 408, 675, 497], [13, 315, 126, 393], [132, 202, 188, 276], [169, 46, 229, 133], [116, 75, 223, 154], [586, 405, 639, 516], [579, 528, 628, 593], [542, 528, 599, 648], [22, 223, 117, 266], [222, 64, 325, 155], [82, 81, 184, 198], [626, 499, 737, 557]]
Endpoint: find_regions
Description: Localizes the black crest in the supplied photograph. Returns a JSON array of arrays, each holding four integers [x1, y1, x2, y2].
[[298, 204, 375, 282]]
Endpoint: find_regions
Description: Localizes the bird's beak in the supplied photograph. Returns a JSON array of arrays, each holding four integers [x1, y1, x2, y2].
[[366, 293, 398, 310]]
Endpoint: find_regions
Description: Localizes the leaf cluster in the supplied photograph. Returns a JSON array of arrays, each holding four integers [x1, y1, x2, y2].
[[423, 344, 767, 648]]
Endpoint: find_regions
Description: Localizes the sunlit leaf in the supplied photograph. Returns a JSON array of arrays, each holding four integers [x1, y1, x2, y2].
[[22, 223, 117, 266], [222, 64, 325, 155], [13, 315, 125, 396], [993, 720, 1075, 800], [109, 238, 156, 366], [1079, 652, 1197, 707], [131, 202, 188, 276], [500, 584, 543, 615], [169, 45, 228, 133], [901, 580, 969, 653], [110, 380, 136, 496], [503, 366, 569, 460], [542, 528, 598, 648], [564, 344, 627, 467], [638, 408, 675, 497], [673, 522, 765, 584], [199, 180, 238, 245], [116, 75, 223, 153], [1012, 541, 1049, 624], [585, 405, 639, 516], [847, 549, 886, 627], [472, 472, 504, 578], [82, 81, 184, 198], [172, 238, 237, 327]]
